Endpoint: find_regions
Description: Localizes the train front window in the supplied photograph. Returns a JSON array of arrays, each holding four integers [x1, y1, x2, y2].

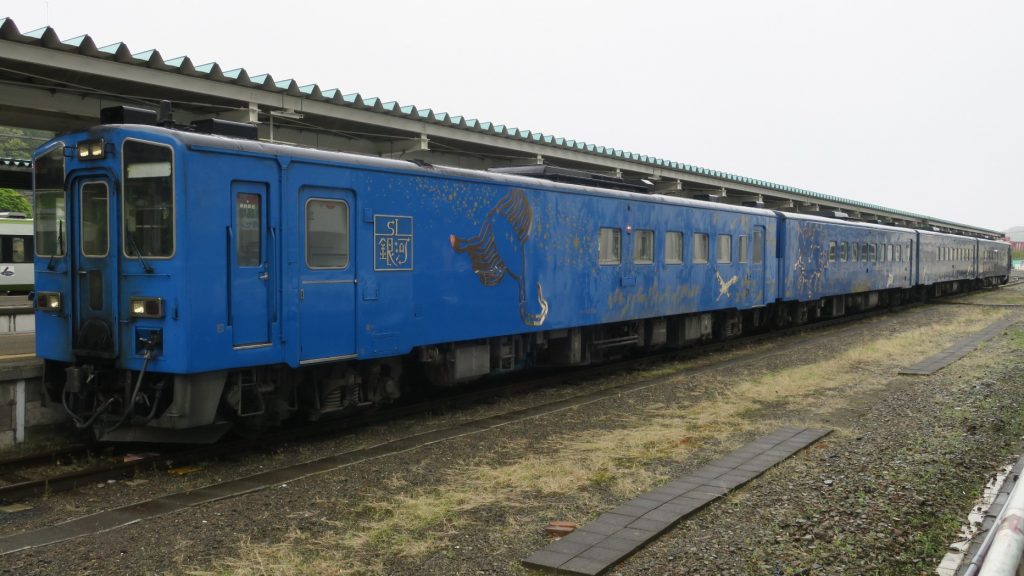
[[81, 182, 109, 257], [123, 140, 174, 258], [34, 144, 66, 258]]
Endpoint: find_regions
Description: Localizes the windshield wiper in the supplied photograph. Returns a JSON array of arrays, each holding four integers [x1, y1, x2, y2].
[[126, 232, 154, 273], [46, 220, 64, 271]]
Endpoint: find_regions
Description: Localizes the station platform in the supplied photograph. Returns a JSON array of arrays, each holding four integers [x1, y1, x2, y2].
[[0, 332, 54, 448], [0, 333, 35, 361]]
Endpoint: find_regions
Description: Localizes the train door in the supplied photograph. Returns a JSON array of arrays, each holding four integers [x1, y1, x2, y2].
[[73, 178, 118, 356], [298, 187, 356, 363], [750, 225, 766, 302], [230, 181, 271, 347]]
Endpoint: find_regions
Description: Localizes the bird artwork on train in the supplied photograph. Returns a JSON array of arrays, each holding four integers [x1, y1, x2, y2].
[[450, 188, 549, 327]]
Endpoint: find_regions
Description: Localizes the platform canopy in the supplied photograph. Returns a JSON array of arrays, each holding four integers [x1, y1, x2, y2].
[[0, 17, 1001, 238]]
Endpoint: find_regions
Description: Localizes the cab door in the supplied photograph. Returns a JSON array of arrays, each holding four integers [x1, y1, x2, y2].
[[73, 178, 118, 356], [230, 181, 271, 347], [298, 187, 356, 363]]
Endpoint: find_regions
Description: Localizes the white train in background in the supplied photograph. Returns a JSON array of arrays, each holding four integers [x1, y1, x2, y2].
[[0, 213, 33, 294]]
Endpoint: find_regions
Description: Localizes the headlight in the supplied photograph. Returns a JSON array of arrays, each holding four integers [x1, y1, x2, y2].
[[36, 291, 62, 312], [129, 297, 164, 319], [77, 139, 106, 160]]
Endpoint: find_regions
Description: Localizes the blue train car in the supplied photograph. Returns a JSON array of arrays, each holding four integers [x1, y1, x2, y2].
[[33, 121, 779, 441], [776, 213, 915, 320], [915, 230, 978, 293], [977, 238, 1012, 286], [31, 111, 1011, 442]]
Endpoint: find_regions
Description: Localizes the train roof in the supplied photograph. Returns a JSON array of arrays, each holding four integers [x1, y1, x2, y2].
[[776, 210, 917, 234], [74, 124, 778, 219]]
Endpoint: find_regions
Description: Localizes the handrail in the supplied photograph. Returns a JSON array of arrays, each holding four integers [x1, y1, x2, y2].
[[976, 470, 1024, 576]]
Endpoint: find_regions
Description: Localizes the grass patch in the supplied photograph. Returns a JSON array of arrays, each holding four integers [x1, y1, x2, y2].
[[202, 307, 1014, 575]]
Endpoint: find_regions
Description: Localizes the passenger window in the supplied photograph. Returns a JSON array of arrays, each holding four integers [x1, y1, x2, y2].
[[828, 241, 837, 263], [716, 234, 732, 264], [896, 245, 901, 262], [887, 244, 893, 262], [11, 237, 25, 263], [738, 235, 749, 264], [305, 198, 350, 268], [693, 233, 709, 264], [851, 242, 859, 262], [840, 242, 848, 262], [862, 243, 869, 262], [598, 227, 622, 265], [236, 193, 262, 267], [665, 231, 683, 264], [634, 229, 654, 264], [752, 228, 764, 264]]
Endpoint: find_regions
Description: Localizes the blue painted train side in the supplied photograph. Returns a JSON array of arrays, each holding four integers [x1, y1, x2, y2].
[[776, 213, 915, 301], [31, 123, 1010, 442]]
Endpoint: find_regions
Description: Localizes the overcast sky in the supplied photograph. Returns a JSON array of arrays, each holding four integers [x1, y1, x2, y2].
[[5, 0, 1022, 231]]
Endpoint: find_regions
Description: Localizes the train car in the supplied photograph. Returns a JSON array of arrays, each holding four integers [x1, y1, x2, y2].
[[0, 213, 33, 293], [976, 238, 1012, 286], [775, 212, 915, 321], [33, 115, 779, 442], [916, 230, 979, 295]]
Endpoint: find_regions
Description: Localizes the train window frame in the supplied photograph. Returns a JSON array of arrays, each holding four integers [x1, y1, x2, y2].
[[80, 181, 110, 258], [598, 227, 621, 265], [840, 241, 848, 262], [122, 138, 176, 260], [633, 229, 654, 265], [716, 234, 732, 264], [33, 143, 67, 259], [752, 228, 764, 265], [861, 243, 869, 262], [828, 241, 837, 263], [236, 192, 262, 268], [738, 235, 749, 264], [693, 233, 709, 264], [305, 198, 350, 269], [851, 242, 859, 262], [11, 237, 25, 263], [664, 231, 683, 265], [896, 244, 902, 262]]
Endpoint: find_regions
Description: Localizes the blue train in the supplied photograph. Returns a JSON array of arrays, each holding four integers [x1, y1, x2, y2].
[[32, 109, 1012, 442]]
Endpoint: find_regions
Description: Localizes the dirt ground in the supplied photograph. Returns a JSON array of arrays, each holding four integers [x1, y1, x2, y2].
[[2, 284, 1023, 575]]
